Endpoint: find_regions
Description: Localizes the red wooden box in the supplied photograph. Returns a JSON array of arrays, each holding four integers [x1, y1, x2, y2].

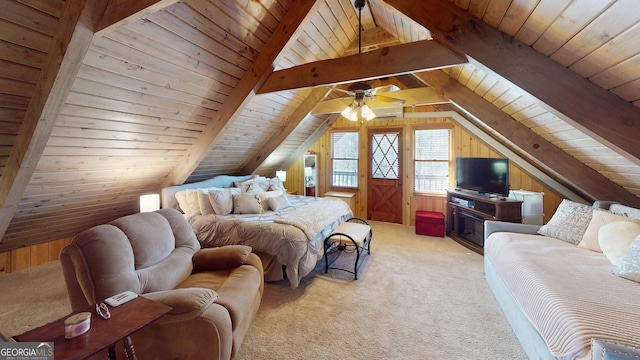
[[415, 210, 445, 237]]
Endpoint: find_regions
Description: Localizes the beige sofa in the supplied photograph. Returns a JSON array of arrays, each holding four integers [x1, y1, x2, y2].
[[60, 208, 264, 360], [484, 200, 640, 359]]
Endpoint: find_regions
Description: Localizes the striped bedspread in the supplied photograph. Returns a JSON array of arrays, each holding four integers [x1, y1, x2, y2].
[[485, 232, 640, 360]]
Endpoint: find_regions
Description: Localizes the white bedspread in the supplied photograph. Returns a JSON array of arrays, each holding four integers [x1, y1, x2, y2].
[[485, 232, 640, 359], [188, 195, 352, 289]]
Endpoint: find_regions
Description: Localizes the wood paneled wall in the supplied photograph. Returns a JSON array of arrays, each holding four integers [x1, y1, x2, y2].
[[288, 105, 565, 225], [0, 237, 71, 276], [1, 106, 567, 275]]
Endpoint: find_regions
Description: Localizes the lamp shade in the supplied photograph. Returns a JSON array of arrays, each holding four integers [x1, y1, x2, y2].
[[139, 194, 160, 212], [276, 170, 287, 182], [360, 104, 376, 121], [304, 167, 313, 177], [341, 105, 358, 121]]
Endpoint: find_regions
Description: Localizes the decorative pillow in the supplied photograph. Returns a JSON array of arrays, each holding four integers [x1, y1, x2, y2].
[[243, 181, 268, 195], [613, 234, 640, 283], [591, 338, 640, 360], [197, 188, 216, 215], [265, 194, 292, 211], [185, 189, 203, 216], [232, 193, 262, 214], [207, 188, 241, 215], [537, 199, 593, 244], [598, 221, 640, 265], [233, 176, 267, 188], [267, 177, 287, 193], [579, 209, 640, 252], [257, 190, 283, 211], [174, 190, 190, 214]]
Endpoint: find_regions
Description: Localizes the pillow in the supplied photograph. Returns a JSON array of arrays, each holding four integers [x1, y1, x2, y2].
[[232, 193, 262, 214], [174, 190, 190, 214], [598, 221, 640, 265], [185, 189, 203, 216], [537, 199, 593, 244], [265, 194, 292, 211], [579, 209, 640, 252], [257, 190, 283, 211], [613, 234, 640, 283], [267, 177, 286, 193], [233, 176, 267, 188], [243, 181, 268, 195], [591, 338, 640, 360], [207, 188, 241, 215], [175, 190, 201, 216], [195, 188, 216, 215]]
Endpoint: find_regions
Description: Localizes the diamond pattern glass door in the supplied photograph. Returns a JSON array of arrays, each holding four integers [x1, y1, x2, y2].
[[368, 129, 403, 224], [371, 133, 399, 179]]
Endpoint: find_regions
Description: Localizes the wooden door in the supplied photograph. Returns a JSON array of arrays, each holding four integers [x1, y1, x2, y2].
[[368, 129, 403, 223]]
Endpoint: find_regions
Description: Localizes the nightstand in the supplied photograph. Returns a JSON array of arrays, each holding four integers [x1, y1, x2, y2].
[[323, 191, 356, 211]]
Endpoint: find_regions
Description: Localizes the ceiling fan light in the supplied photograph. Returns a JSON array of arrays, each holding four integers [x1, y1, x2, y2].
[[360, 104, 376, 121], [341, 105, 358, 121]]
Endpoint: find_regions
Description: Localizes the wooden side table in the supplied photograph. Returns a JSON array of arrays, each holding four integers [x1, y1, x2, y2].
[[15, 297, 171, 360], [323, 191, 356, 212]]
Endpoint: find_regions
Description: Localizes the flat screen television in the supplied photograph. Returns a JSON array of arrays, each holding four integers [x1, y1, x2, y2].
[[455, 157, 510, 196]]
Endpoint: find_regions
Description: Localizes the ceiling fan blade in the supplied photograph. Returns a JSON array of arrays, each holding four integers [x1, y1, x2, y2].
[[311, 98, 354, 114], [366, 99, 405, 109], [371, 84, 400, 94], [373, 94, 405, 105], [376, 87, 448, 106]]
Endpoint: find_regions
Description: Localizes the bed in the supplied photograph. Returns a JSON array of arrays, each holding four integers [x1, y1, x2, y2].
[[161, 175, 353, 289]]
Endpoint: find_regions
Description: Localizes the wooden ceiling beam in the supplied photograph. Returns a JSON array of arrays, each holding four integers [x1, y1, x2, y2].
[[415, 70, 640, 208], [95, 0, 179, 37], [0, 0, 110, 243], [258, 39, 467, 94], [163, 0, 321, 186], [240, 87, 333, 174], [384, 0, 640, 166]]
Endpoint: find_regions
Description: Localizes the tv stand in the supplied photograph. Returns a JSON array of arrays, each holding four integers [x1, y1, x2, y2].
[[446, 189, 522, 254]]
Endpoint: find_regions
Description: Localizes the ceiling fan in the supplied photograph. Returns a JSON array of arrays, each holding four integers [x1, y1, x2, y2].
[[310, 0, 447, 121]]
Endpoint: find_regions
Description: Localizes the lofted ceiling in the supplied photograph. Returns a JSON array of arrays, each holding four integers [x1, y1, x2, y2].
[[1, 0, 639, 251]]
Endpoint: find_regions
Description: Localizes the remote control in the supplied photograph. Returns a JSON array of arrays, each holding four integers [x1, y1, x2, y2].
[[104, 291, 138, 307]]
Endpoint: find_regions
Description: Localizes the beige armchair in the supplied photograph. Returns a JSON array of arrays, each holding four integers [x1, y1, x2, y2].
[[59, 208, 263, 360]]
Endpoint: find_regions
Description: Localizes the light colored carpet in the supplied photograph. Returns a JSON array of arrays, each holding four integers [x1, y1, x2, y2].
[[0, 221, 526, 359]]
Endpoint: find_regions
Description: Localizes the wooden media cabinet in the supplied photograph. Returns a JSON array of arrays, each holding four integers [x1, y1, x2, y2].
[[446, 189, 522, 254]]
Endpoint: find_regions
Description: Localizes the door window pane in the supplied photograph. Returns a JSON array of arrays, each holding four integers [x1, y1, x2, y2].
[[371, 133, 399, 179]]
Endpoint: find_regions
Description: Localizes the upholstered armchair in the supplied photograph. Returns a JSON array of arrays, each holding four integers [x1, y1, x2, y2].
[[59, 208, 263, 360]]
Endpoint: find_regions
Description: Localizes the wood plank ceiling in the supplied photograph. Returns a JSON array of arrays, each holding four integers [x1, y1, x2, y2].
[[0, 0, 639, 251]]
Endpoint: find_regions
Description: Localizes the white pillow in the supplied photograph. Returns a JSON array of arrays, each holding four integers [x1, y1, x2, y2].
[[174, 190, 190, 214], [197, 188, 216, 215], [207, 188, 241, 215], [233, 176, 267, 188], [243, 181, 267, 195], [257, 190, 283, 211], [267, 177, 286, 193], [598, 221, 640, 265], [185, 189, 203, 216], [232, 193, 262, 214], [265, 194, 292, 211], [579, 209, 640, 252]]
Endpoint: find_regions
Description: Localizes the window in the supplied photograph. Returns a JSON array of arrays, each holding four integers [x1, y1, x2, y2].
[[414, 128, 450, 194], [331, 132, 358, 188]]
